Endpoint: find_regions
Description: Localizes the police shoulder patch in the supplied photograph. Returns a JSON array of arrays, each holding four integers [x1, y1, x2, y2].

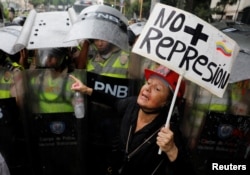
[[119, 52, 129, 65], [120, 55, 128, 65]]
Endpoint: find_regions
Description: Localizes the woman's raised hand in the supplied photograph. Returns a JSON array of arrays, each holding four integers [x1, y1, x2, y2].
[[69, 75, 93, 95]]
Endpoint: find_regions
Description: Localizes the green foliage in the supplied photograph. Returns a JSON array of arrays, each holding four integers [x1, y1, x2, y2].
[[28, 0, 237, 23], [161, 0, 178, 7], [125, 0, 140, 20], [193, 2, 214, 22], [29, 0, 44, 7], [125, 0, 152, 20], [3, 8, 9, 19], [29, 0, 75, 8], [124, 0, 214, 22]]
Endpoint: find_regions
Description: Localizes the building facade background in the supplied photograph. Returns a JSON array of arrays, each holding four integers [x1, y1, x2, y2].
[[210, 0, 250, 23]]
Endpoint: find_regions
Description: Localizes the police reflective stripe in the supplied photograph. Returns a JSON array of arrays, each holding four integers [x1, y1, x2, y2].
[[0, 89, 11, 98], [39, 100, 73, 113], [3, 58, 24, 71], [38, 90, 72, 102], [0, 74, 12, 99], [0, 81, 11, 98], [11, 62, 24, 71], [30, 71, 74, 113], [102, 65, 128, 75], [36, 91, 73, 113], [208, 104, 227, 111], [87, 50, 128, 78], [194, 87, 228, 112], [209, 89, 229, 112], [88, 60, 103, 74], [196, 101, 227, 112]]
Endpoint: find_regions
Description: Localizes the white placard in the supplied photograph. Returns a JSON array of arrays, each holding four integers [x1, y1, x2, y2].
[[132, 3, 240, 98]]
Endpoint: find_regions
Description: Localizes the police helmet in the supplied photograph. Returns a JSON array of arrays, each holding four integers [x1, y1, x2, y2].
[[65, 5, 129, 51], [36, 48, 68, 68], [127, 21, 146, 46]]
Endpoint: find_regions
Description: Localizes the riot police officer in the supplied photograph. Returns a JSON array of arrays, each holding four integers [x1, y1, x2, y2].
[[65, 4, 140, 174]]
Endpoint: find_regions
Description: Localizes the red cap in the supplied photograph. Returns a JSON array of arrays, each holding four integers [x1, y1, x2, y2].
[[144, 65, 185, 98]]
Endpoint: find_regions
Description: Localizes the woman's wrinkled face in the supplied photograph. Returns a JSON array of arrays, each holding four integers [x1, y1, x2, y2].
[[137, 76, 170, 110]]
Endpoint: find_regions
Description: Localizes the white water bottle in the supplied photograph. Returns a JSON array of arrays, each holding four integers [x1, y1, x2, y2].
[[73, 91, 85, 118]]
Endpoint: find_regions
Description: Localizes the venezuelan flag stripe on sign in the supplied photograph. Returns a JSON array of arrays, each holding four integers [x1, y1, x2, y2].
[[216, 41, 232, 57]]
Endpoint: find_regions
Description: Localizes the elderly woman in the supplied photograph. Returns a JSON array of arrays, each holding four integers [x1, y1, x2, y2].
[[70, 65, 195, 175]]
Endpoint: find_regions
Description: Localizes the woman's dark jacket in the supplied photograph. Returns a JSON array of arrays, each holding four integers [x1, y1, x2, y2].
[[90, 90, 195, 175]]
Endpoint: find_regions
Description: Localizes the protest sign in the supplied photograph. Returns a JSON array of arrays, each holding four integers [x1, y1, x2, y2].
[[132, 3, 240, 98]]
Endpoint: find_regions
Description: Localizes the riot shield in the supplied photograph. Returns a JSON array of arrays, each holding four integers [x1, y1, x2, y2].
[[15, 68, 87, 175], [196, 112, 250, 159], [85, 72, 143, 175], [0, 26, 22, 55], [180, 80, 250, 175], [64, 4, 129, 51], [0, 68, 27, 175]]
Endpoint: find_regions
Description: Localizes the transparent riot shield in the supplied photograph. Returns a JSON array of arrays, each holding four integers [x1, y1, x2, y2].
[[15, 68, 87, 175], [0, 68, 27, 175], [85, 71, 144, 175], [180, 80, 250, 175]]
